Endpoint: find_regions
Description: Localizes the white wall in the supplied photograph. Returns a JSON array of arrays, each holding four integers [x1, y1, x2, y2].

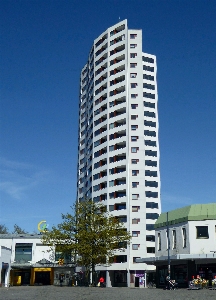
[[155, 219, 216, 256]]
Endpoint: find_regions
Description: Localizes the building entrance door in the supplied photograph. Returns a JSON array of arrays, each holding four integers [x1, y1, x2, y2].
[[35, 271, 51, 285]]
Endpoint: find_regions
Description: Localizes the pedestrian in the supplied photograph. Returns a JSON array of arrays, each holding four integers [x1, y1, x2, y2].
[[60, 275, 63, 287], [99, 276, 105, 287]]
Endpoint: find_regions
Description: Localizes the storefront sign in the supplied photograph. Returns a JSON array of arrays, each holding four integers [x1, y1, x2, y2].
[[37, 220, 49, 233]]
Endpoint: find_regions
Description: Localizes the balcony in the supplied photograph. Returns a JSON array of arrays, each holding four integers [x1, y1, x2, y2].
[[109, 107, 126, 118], [110, 75, 125, 86], [110, 34, 125, 46], [110, 24, 125, 36], [95, 62, 107, 76], [109, 189, 126, 199], [109, 141, 126, 152], [110, 86, 125, 97], [110, 54, 125, 66], [95, 33, 108, 48], [95, 43, 108, 57], [94, 125, 107, 137], [94, 115, 107, 127], [109, 129, 126, 141], [109, 154, 126, 163], [110, 44, 125, 56], [109, 166, 126, 175], [94, 104, 107, 117], [110, 64, 125, 76]]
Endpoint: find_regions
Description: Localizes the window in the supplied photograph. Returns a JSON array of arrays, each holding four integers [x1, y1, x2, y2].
[[143, 83, 155, 90], [131, 83, 137, 88], [144, 120, 156, 128], [132, 206, 140, 212], [147, 247, 155, 253], [15, 244, 32, 262], [131, 125, 138, 130], [145, 170, 157, 177], [131, 104, 138, 109], [143, 92, 155, 99], [130, 73, 137, 78], [133, 257, 140, 263], [158, 232, 161, 251], [144, 101, 155, 109], [196, 226, 209, 239], [130, 53, 137, 58], [145, 181, 158, 188], [109, 145, 115, 151], [145, 140, 157, 147], [130, 44, 137, 48], [143, 65, 154, 72], [143, 74, 154, 81], [146, 213, 159, 220], [132, 194, 139, 200], [131, 159, 139, 164], [173, 230, 176, 249], [109, 123, 114, 129], [131, 94, 138, 98], [146, 235, 155, 242], [142, 56, 154, 63], [131, 147, 139, 153], [144, 130, 156, 137], [182, 228, 187, 247], [132, 218, 140, 224], [131, 115, 138, 120], [130, 34, 137, 39], [146, 224, 155, 231], [132, 244, 139, 250], [131, 136, 138, 141], [132, 182, 139, 188], [145, 160, 157, 167], [132, 231, 140, 237], [145, 150, 157, 157], [132, 170, 139, 176], [146, 202, 158, 209], [130, 63, 137, 68], [144, 111, 156, 118]]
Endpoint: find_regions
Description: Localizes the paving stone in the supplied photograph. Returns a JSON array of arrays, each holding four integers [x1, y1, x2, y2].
[[0, 286, 216, 300]]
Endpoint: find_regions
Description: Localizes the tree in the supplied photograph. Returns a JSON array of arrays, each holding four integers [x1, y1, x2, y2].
[[12, 224, 28, 234], [0, 224, 9, 234], [42, 200, 131, 283]]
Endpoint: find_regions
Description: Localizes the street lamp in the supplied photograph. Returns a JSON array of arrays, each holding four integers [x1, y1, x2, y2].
[[167, 212, 171, 284]]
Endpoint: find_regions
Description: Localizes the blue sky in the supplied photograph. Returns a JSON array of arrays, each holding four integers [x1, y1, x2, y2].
[[1, 0, 216, 233]]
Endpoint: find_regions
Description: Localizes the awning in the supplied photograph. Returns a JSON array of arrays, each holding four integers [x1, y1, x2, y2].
[[136, 253, 216, 264]]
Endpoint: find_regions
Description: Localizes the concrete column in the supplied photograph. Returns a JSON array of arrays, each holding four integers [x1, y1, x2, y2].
[[106, 270, 111, 287], [127, 270, 130, 287], [5, 268, 9, 287]]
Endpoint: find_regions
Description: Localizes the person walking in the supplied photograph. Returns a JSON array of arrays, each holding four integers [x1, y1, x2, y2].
[[99, 276, 105, 287]]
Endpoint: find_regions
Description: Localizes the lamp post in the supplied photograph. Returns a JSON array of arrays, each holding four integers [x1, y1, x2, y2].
[[167, 212, 171, 287]]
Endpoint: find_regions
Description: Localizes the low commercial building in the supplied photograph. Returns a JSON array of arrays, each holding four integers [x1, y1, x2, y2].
[[137, 203, 216, 287], [0, 245, 11, 287], [0, 234, 75, 287]]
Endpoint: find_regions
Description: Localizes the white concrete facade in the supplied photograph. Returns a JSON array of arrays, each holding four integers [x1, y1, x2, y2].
[[0, 245, 11, 287], [155, 219, 216, 257], [77, 20, 161, 286], [0, 234, 54, 287]]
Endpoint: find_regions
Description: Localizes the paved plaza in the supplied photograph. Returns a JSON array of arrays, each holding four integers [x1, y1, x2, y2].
[[0, 286, 216, 300]]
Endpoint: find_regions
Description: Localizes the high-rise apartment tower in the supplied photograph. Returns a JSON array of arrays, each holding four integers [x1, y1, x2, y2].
[[77, 19, 161, 287]]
